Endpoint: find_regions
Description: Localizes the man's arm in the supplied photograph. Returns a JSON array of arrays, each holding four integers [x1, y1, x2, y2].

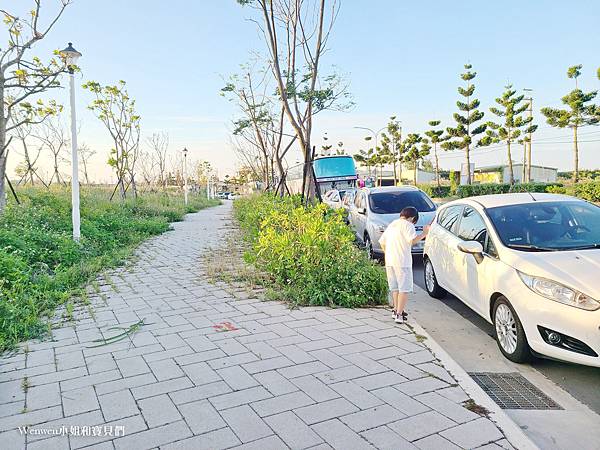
[[410, 224, 430, 245]]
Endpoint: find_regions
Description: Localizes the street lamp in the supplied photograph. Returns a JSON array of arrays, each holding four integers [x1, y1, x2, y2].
[[182, 147, 188, 206], [60, 42, 82, 242]]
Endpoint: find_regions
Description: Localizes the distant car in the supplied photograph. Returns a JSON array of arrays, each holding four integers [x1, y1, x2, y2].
[[217, 192, 227, 199], [423, 193, 600, 367], [348, 186, 437, 258], [227, 193, 236, 200], [322, 189, 344, 210]]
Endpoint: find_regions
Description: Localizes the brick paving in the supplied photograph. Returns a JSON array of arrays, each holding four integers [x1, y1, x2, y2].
[[0, 203, 514, 450]]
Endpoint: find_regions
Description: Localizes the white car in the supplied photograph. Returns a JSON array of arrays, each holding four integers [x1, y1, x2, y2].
[[322, 189, 345, 210], [349, 186, 437, 258], [227, 193, 236, 200], [423, 193, 600, 367]]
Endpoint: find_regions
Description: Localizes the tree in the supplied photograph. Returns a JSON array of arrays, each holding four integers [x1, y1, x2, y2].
[[0, 1, 71, 211], [442, 64, 487, 184], [78, 143, 96, 185], [403, 133, 428, 185], [34, 115, 69, 185], [541, 65, 599, 182], [424, 120, 448, 187], [481, 85, 537, 184], [14, 119, 47, 186], [83, 80, 142, 200], [236, 0, 352, 202], [146, 132, 169, 188], [353, 148, 376, 177], [379, 116, 403, 185]]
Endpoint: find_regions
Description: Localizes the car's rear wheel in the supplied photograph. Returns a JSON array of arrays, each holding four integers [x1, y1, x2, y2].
[[493, 297, 531, 363], [423, 257, 446, 299]]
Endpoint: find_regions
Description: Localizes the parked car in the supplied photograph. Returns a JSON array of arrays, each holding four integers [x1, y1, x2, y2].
[[227, 193, 236, 200], [340, 189, 357, 223], [217, 192, 227, 199], [323, 189, 344, 210], [348, 186, 437, 258], [423, 193, 600, 367]]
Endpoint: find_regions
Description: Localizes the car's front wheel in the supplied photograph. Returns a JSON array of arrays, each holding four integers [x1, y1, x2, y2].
[[423, 257, 447, 299], [493, 297, 531, 363]]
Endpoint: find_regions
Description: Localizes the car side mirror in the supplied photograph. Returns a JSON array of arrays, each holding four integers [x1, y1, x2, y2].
[[457, 241, 484, 264]]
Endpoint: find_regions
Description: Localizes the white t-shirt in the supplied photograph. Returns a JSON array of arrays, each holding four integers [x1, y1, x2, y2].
[[379, 218, 417, 268]]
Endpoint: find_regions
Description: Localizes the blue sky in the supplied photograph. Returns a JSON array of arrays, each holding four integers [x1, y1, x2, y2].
[[6, 0, 600, 180]]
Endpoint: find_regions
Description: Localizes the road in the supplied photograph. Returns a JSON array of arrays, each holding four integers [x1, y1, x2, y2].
[[411, 255, 600, 414]]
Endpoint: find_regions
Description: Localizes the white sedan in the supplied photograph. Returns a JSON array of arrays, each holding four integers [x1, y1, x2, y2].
[[423, 193, 600, 367]]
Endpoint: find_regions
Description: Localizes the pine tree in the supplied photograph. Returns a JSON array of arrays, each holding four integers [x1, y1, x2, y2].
[[379, 116, 403, 185], [442, 64, 487, 184], [541, 65, 599, 182], [424, 120, 448, 187], [403, 133, 428, 185], [354, 148, 376, 176], [481, 85, 537, 184]]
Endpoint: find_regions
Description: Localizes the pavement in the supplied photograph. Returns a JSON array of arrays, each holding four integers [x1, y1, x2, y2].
[[411, 257, 600, 450], [0, 202, 516, 450]]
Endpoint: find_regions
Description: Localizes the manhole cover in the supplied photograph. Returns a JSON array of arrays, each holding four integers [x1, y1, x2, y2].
[[469, 372, 562, 410]]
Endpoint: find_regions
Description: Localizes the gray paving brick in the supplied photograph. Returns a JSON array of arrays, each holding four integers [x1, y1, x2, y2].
[[242, 356, 295, 375], [27, 381, 61, 410], [98, 389, 139, 421], [361, 425, 418, 450], [340, 404, 406, 432], [26, 348, 55, 368], [246, 341, 282, 360], [115, 356, 151, 378], [252, 391, 314, 417], [413, 434, 462, 450], [208, 352, 259, 370], [180, 361, 221, 386], [156, 333, 187, 350], [169, 380, 232, 405], [314, 365, 367, 384], [343, 353, 388, 374], [86, 354, 118, 374], [217, 365, 258, 390], [162, 427, 240, 450], [0, 405, 63, 432], [312, 419, 374, 450], [221, 404, 273, 443], [56, 350, 85, 371], [113, 420, 192, 450], [0, 400, 24, 419], [210, 386, 272, 411], [380, 357, 427, 380], [184, 335, 218, 352], [179, 399, 226, 434], [415, 392, 479, 424], [175, 348, 226, 366], [253, 370, 298, 396], [130, 376, 193, 400], [278, 361, 329, 379], [372, 387, 430, 416], [353, 371, 408, 391], [139, 393, 181, 427], [389, 410, 456, 442], [310, 348, 351, 369], [148, 358, 184, 381], [264, 411, 323, 449], [27, 435, 70, 449], [291, 375, 339, 402], [294, 397, 358, 425], [95, 372, 156, 396], [396, 376, 449, 396], [216, 338, 249, 356], [0, 429, 25, 450], [230, 435, 287, 450], [330, 380, 384, 409], [62, 386, 100, 416], [440, 417, 504, 449]]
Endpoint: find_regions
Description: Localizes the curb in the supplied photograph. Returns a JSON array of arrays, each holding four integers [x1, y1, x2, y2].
[[408, 304, 539, 450]]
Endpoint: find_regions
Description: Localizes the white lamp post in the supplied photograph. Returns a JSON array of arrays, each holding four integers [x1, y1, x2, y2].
[[60, 42, 82, 242], [182, 147, 188, 206]]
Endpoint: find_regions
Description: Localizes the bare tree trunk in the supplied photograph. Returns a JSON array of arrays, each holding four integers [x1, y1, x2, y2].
[[0, 155, 6, 210], [465, 145, 471, 185], [507, 142, 514, 185], [0, 92, 7, 211], [573, 125, 579, 183], [434, 143, 440, 187]]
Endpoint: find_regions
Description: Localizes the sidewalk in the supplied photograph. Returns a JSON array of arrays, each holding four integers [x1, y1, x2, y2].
[[1, 202, 515, 450]]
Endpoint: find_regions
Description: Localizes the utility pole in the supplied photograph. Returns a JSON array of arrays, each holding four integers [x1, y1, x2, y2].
[[524, 89, 533, 182]]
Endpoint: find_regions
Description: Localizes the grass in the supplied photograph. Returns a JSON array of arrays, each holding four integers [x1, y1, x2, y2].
[[0, 186, 219, 352]]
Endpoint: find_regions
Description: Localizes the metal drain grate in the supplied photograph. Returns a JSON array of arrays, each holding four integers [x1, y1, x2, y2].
[[469, 372, 563, 410]]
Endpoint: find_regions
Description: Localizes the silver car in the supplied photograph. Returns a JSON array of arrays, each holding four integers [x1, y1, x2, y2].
[[349, 186, 437, 258]]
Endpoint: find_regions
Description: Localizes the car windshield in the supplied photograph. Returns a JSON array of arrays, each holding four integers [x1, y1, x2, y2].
[[486, 201, 600, 251], [368, 191, 435, 214]]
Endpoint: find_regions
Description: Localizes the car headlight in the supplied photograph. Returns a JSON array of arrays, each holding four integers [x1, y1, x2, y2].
[[518, 271, 600, 311]]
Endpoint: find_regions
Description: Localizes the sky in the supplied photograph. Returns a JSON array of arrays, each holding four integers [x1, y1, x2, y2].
[[5, 0, 600, 182]]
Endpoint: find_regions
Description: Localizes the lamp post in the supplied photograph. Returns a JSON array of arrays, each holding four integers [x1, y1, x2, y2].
[[523, 88, 534, 183], [182, 147, 188, 206], [354, 125, 391, 186], [60, 42, 82, 242]]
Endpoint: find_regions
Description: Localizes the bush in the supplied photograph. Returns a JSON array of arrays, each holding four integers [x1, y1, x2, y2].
[[418, 184, 452, 198], [575, 181, 600, 202], [456, 182, 563, 198], [0, 187, 219, 351], [234, 194, 388, 308], [449, 171, 460, 194]]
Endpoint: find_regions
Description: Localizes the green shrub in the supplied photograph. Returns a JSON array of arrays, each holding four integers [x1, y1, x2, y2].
[[0, 187, 219, 351], [418, 184, 452, 198], [456, 182, 563, 198], [575, 181, 600, 202], [234, 194, 388, 308], [449, 171, 460, 194]]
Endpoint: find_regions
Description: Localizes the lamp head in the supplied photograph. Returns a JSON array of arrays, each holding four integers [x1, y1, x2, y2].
[[60, 42, 82, 73]]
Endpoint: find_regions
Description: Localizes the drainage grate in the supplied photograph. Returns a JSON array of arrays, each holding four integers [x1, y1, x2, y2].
[[469, 372, 562, 410]]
